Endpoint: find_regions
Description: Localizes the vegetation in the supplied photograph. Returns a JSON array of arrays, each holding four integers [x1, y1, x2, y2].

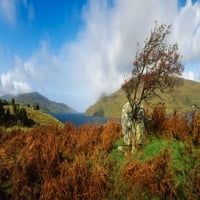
[[0, 105, 199, 199], [122, 23, 183, 116], [0, 99, 35, 127], [0, 98, 62, 129], [25, 107, 63, 126], [86, 78, 200, 118]]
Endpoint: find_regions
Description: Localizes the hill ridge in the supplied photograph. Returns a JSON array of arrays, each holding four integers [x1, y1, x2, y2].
[[86, 78, 200, 118], [0, 92, 76, 114]]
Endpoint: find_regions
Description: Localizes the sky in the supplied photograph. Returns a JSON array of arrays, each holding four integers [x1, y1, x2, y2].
[[0, 0, 200, 112]]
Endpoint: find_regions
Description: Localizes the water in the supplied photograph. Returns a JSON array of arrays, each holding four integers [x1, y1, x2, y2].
[[51, 113, 108, 126]]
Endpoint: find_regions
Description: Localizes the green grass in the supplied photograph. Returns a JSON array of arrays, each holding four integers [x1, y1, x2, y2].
[[141, 138, 170, 160], [2, 126, 31, 132], [4, 105, 63, 127], [25, 107, 63, 126], [141, 138, 195, 168], [110, 137, 126, 166]]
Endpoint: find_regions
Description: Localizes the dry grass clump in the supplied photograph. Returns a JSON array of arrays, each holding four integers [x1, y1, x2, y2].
[[0, 121, 121, 200], [100, 121, 122, 151], [40, 154, 109, 200], [150, 103, 166, 135], [191, 112, 200, 145], [149, 103, 200, 146], [164, 111, 191, 142], [123, 149, 177, 200]]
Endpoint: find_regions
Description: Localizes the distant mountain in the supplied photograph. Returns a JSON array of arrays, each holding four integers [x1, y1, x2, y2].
[[0, 92, 76, 114], [86, 78, 200, 118], [0, 94, 15, 101]]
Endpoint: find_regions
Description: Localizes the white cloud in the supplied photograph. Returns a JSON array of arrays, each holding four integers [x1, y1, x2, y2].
[[182, 61, 200, 81], [183, 70, 195, 80], [0, 0, 35, 25], [173, 0, 200, 62], [0, 0, 17, 24], [55, 0, 179, 110], [172, 0, 200, 84], [0, 54, 33, 96], [1, 0, 200, 111], [0, 72, 32, 96]]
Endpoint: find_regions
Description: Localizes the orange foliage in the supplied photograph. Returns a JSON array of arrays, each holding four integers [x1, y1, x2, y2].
[[0, 113, 199, 199], [191, 112, 200, 145], [40, 154, 109, 200], [149, 104, 200, 146], [0, 121, 121, 200], [150, 103, 166, 135], [123, 149, 177, 200], [100, 121, 122, 151], [164, 111, 191, 142]]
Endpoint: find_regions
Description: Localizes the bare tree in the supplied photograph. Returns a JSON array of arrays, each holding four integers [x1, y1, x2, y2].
[[122, 23, 184, 118]]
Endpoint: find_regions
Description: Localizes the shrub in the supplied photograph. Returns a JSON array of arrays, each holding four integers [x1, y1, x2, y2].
[[0, 122, 121, 199]]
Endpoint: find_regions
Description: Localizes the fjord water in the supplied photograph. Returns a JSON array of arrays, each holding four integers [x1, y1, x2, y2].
[[51, 113, 108, 126]]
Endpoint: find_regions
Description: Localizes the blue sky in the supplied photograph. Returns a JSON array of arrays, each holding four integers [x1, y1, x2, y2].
[[0, 0, 200, 112], [0, 0, 86, 65]]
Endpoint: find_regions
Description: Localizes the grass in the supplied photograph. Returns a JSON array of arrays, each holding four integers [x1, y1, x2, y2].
[[141, 137, 196, 169], [4, 105, 63, 127], [2, 126, 31, 132], [141, 138, 170, 160], [110, 137, 125, 166], [25, 107, 63, 126]]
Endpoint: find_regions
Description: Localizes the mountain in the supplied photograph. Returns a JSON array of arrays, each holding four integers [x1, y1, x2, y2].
[[1, 92, 76, 114], [0, 94, 15, 101], [85, 78, 200, 118]]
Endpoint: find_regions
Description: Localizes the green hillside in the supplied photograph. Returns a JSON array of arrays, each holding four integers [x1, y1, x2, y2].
[[86, 78, 200, 118], [25, 107, 63, 126], [5, 105, 62, 127]]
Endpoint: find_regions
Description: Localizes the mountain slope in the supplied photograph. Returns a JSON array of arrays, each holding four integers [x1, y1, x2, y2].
[[86, 78, 200, 118], [1, 92, 76, 114], [25, 107, 63, 126]]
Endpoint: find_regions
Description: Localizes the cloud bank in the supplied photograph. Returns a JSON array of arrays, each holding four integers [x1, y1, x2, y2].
[[1, 0, 200, 111]]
